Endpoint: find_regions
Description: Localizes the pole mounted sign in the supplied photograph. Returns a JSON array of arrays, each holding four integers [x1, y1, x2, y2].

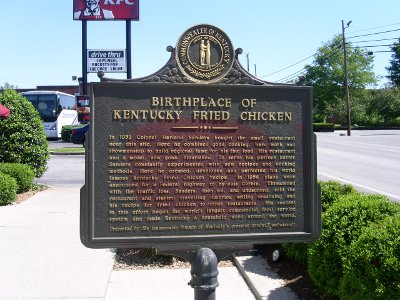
[[73, 0, 139, 94], [87, 50, 126, 73], [73, 0, 139, 21], [80, 25, 321, 252]]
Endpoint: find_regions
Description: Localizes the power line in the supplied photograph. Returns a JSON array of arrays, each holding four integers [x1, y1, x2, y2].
[[261, 33, 389, 80], [351, 37, 399, 44], [260, 53, 315, 78], [369, 50, 393, 54], [275, 47, 343, 83], [276, 68, 306, 83], [264, 23, 399, 82], [273, 37, 396, 83], [276, 71, 303, 83], [347, 22, 400, 34], [348, 28, 400, 39], [353, 44, 393, 48], [263, 46, 342, 80]]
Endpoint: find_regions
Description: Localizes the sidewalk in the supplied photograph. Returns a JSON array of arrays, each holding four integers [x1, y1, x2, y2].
[[0, 187, 298, 300], [0, 187, 114, 299]]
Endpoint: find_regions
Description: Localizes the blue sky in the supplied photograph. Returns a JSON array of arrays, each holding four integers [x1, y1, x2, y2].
[[1, 0, 399, 89]]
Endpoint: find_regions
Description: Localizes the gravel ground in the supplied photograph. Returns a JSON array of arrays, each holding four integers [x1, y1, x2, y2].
[[15, 191, 38, 204], [114, 248, 234, 270]]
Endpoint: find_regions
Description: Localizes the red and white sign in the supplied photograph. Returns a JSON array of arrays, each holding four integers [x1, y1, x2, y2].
[[73, 0, 139, 21]]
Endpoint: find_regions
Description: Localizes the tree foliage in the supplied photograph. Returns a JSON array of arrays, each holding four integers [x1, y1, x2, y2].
[[0, 89, 49, 177], [367, 87, 400, 125], [0, 82, 18, 91], [304, 35, 377, 122], [386, 39, 400, 87]]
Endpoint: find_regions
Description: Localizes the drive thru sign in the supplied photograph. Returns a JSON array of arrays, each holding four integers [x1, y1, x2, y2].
[[87, 50, 126, 73]]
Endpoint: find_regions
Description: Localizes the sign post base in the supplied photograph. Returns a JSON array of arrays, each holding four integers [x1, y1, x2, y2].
[[189, 248, 219, 300]]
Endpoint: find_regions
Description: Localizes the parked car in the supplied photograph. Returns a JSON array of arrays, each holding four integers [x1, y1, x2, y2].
[[71, 124, 89, 146]]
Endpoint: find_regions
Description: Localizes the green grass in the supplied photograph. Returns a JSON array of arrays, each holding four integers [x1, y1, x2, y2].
[[51, 147, 85, 154], [31, 183, 48, 192]]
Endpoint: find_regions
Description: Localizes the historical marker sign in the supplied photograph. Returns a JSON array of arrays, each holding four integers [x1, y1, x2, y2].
[[81, 82, 320, 250], [80, 24, 320, 251]]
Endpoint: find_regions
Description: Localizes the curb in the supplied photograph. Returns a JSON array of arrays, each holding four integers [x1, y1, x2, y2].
[[233, 252, 263, 300], [233, 251, 299, 300], [50, 151, 85, 155]]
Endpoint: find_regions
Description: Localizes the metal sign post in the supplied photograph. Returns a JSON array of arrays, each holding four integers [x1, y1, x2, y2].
[[189, 248, 219, 300], [126, 20, 132, 79], [82, 20, 88, 95]]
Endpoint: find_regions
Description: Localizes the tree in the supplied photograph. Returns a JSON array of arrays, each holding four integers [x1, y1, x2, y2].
[[0, 82, 18, 91], [367, 88, 400, 125], [386, 39, 400, 87], [326, 90, 374, 126], [304, 35, 377, 122], [0, 89, 49, 177]]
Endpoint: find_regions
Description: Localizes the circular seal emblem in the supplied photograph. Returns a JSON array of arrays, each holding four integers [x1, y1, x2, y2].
[[175, 24, 235, 83]]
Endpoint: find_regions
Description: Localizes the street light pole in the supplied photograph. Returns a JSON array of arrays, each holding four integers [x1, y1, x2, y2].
[[342, 20, 352, 136]]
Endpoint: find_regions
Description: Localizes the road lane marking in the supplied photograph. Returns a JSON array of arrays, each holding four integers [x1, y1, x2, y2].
[[317, 139, 400, 151], [318, 171, 400, 202]]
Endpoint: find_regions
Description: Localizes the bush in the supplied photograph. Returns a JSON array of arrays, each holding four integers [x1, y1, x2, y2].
[[319, 180, 355, 212], [61, 125, 83, 142], [0, 89, 49, 177], [282, 181, 355, 265], [61, 125, 73, 142], [313, 123, 335, 132], [282, 242, 309, 264], [0, 163, 34, 193], [61, 125, 71, 142], [339, 216, 400, 299], [0, 172, 18, 205], [308, 193, 400, 297], [387, 116, 400, 127]]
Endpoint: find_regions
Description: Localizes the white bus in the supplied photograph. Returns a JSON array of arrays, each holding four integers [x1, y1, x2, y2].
[[22, 91, 78, 139]]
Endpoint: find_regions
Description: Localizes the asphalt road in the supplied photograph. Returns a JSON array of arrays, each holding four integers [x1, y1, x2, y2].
[[39, 130, 400, 201], [35, 155, 85, 187], [316, 130, 400, 202]]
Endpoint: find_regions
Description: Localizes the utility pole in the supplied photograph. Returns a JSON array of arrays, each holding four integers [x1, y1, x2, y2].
[[246, 53, 249, 72], [342, 20, 352, 136]]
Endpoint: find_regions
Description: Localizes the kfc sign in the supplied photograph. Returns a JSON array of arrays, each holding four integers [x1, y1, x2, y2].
[[73, 0, 139, 20]]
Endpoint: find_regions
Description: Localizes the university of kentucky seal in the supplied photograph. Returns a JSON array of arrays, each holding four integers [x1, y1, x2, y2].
[[175, 24, 235, 83]]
